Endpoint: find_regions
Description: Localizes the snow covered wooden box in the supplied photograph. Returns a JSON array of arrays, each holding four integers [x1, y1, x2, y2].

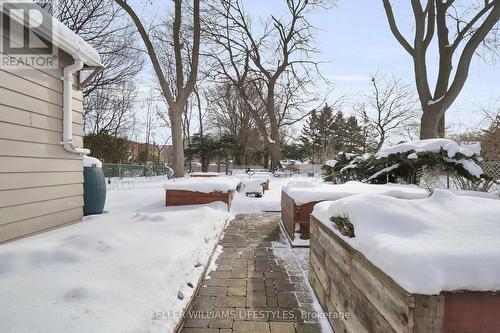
[[164, 177, 240, 209], [262, 179, 270, 192], [165, 189, 234, 207], [310, 191, 500, 333], [190, 172, 220, 178], [281, 181, 428, 244], [281, 190, 319, 243]]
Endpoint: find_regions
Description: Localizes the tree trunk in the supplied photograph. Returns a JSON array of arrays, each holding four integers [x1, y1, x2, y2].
[[269, 141, 282, 170], [170, 104, 185, 177], [420, 110, 441, 139], [375, 134, 385, 152], [202, 159, 209, 172], [437, 114, 445, 138]]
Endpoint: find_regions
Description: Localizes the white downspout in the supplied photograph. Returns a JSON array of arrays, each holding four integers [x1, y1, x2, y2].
[[62, 59, 90, 155]]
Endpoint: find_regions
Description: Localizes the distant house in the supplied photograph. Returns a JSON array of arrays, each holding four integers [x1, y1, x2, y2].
[[0, 3, 102, 243], [128, 141, 173, 165]]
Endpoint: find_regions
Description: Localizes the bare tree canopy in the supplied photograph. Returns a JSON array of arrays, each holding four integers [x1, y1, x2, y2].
[[356, 75, 419, 150], [382, 0, 500, 139], [204, 0, 333, 169], [38, 0, 144, 138]]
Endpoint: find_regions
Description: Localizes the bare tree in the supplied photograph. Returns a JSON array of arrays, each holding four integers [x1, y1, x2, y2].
[[205, 0, 331, 169], [382, 0, 500, 139], [40, 0, 144, 137], [116, 0, 201, 177], [206, 83, 260, 165], [356, 75, 419, 150], [84, 83, 137, 137]]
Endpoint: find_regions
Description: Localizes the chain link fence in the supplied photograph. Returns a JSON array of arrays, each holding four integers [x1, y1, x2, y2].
[[420, 160, 499, 193], [102, 163, 171, 178]]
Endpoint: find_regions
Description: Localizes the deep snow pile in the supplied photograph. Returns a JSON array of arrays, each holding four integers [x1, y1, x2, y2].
[[312, 190, 500, 294], [283, 180, 429, 205], [163, 176, 240, 193], [0, 177, 232, 333]]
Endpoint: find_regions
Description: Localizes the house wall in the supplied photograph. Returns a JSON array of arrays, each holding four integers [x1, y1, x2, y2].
[[0, 42, 85, 242]]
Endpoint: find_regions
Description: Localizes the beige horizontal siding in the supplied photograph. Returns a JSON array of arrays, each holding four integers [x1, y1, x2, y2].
[[0, 195, 84, 226], [0, 208, 82, 243], [0, 70, 83, 105], [0, 104, 83, 134], [0, 139, 83, 159], [0, 87, 84, 117], [0, 172, 83, 191], [0, 184, 84, 208], [0, 122, 63, 145], [0, 120, 83, 144], [0, 67, 63, 95], [0, 24, 87, 243], [0, 157, 83, 173]]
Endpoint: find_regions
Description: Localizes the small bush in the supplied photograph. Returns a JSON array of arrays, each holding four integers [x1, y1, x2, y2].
[[330, 215, 355, 238]]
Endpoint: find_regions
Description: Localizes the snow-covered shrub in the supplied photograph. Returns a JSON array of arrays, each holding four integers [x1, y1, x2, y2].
[[323, 152, 373, 183], [365, 139, 486, 185], [330, 215, 355, 238]]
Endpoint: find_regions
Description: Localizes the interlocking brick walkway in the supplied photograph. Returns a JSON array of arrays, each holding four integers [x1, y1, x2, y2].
[[179, 213, 326, 333]]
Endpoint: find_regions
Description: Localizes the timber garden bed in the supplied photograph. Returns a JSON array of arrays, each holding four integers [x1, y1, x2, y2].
[[165, 189, 234, 208], [190, 172, 220, 178], [309, 216, 500, 332], [281, 181, 428, 245], [163, 177, 240, 209], [309, 191, 500, 333], [281, 190, 318, 244]]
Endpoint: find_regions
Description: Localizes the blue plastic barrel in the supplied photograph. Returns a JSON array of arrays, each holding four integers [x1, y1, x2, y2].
[[83, 157, 106, 215]]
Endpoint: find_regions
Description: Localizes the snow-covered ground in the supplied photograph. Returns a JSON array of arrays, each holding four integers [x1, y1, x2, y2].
[[2, 171, 496, 332], [312, 189, 500, 295], [231, 174, 321, 214], [0, 176, 231, 333], [0, 174, 319, 333]]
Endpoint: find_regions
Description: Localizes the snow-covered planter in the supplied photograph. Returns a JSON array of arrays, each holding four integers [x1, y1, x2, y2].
[[190, 172, 220, 178], [164, 177, 240, 209], [281, 181, 428, 245], [262, 179, 270, 191], [310, 190, 500, 333]]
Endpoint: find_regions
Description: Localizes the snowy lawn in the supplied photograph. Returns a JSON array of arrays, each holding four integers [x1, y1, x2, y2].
[[0, 176, 232, 333], [312, 189, 500, 294]]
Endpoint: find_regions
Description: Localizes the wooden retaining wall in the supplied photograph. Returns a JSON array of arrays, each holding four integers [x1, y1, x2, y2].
[[309, 216, 500, 333]]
